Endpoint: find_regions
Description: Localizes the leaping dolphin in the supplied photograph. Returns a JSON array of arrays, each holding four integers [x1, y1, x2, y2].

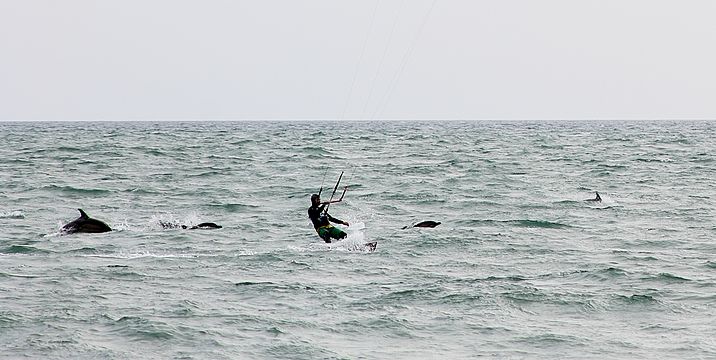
[[62, 209, 112, 234]]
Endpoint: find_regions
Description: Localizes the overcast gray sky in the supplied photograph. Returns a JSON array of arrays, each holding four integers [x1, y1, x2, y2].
[[1, 0, 715, 120]]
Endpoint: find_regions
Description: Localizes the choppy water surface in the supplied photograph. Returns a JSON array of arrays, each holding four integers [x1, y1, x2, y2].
[[1, 121, 715, 359]]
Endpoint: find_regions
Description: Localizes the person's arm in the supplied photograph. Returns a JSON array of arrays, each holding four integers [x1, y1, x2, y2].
[[327, 213, 349, 226], [320, 198, 343, 205]]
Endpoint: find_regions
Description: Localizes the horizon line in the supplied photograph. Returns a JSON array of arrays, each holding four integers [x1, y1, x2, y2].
[[1, 118, 715, 122]]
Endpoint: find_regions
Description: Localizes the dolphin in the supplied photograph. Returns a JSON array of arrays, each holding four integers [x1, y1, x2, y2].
[[159, 221, 222, 230], [183, 222, 222, 230], [585, 192, 602, 202], [62, 209, 112, 234], [402, 220, 441, 229]]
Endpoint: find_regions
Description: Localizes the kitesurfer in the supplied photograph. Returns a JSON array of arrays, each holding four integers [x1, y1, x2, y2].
[[308, 194, 349, 243]]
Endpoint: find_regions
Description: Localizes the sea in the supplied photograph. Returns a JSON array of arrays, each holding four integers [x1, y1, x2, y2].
[[1, 120, 715, 359]]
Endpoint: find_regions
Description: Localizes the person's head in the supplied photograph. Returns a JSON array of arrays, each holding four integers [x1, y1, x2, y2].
[[311, 194, 320, 205]]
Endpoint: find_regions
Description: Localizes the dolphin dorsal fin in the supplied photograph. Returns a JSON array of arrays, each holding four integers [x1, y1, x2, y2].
[[78, 209, 89, 219]]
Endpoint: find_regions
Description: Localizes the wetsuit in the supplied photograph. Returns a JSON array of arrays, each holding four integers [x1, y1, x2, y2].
[[308, 203, 347, 243]]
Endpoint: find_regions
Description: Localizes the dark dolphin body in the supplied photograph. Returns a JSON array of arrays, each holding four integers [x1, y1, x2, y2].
[[159, 221, 222, 230], [585, 192, 602, 202], [184, 222, 222, 230], [62, 209, 112, 234], [402, 220, 441, 230]]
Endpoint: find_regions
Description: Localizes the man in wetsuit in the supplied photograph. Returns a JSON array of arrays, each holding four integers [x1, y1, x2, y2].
[[308, 194, 349, 243]]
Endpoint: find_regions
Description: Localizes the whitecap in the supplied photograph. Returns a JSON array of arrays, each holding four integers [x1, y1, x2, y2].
[[0, 210, 25, 219]]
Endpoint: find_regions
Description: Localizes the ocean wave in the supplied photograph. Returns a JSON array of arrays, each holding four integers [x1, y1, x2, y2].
[[265, 341, 340, 360], [123, 187, 158, 194], [513, 219, 571, 228], [297, 145, 329, 154], [0, 272, 38, 278], [690, 157, 715, 163], [65, 247, 99, 254], [1, 245, 50, 255], [366, 286, 444, 304], [615, 294, 659, 305], [0, 312, 22, 326], [0, 210, 25, 219], [0, 158, 32, 165], [187, 170, 225, 178], [230, 139, 256, 146], [514, 333, 586, 346], [82, 251, 202, 259], [43, 184, 110, 195], [483, 275, 528, 282], [459, 219, 572, 229], [104, 268, 147, 280], [598, 164, 628, 170], [131, 147, 168, 157], [553, 200, 581, 206], [208, 202, 260, 212], [55, 145, 87, 152], [643, 273, 691, 283], [550, 267, 628, 283], [599, 267, 628, 278], [635, 157, 673, 163], [439, 292, 483, 304], [235, 280, 275, 286], [234, 281, 316, 292], [501, 288, 546, 305], [110, 316, 176, 341]]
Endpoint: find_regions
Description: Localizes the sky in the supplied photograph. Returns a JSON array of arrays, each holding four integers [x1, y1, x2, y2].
[[1, 0, 715, 121]]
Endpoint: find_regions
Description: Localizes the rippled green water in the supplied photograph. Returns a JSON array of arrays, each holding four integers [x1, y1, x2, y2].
[[1, 121, 715, 359]]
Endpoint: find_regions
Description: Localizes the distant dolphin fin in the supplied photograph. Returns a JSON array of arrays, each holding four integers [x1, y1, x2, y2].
[[78, 209, 89, 219]]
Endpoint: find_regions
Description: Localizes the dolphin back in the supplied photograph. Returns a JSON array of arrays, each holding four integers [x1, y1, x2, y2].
[[76, 219, 112, 233], [61, 209, 112, 234], [414, 221, 441, 228], [191, 222, 222, 229]]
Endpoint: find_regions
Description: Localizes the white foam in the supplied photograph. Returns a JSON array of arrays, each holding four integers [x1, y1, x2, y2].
[[324, 222, 374, 252], [147, 212, 204, 230], [83, 251, 202, 259], [0, 210, 25, 219]]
